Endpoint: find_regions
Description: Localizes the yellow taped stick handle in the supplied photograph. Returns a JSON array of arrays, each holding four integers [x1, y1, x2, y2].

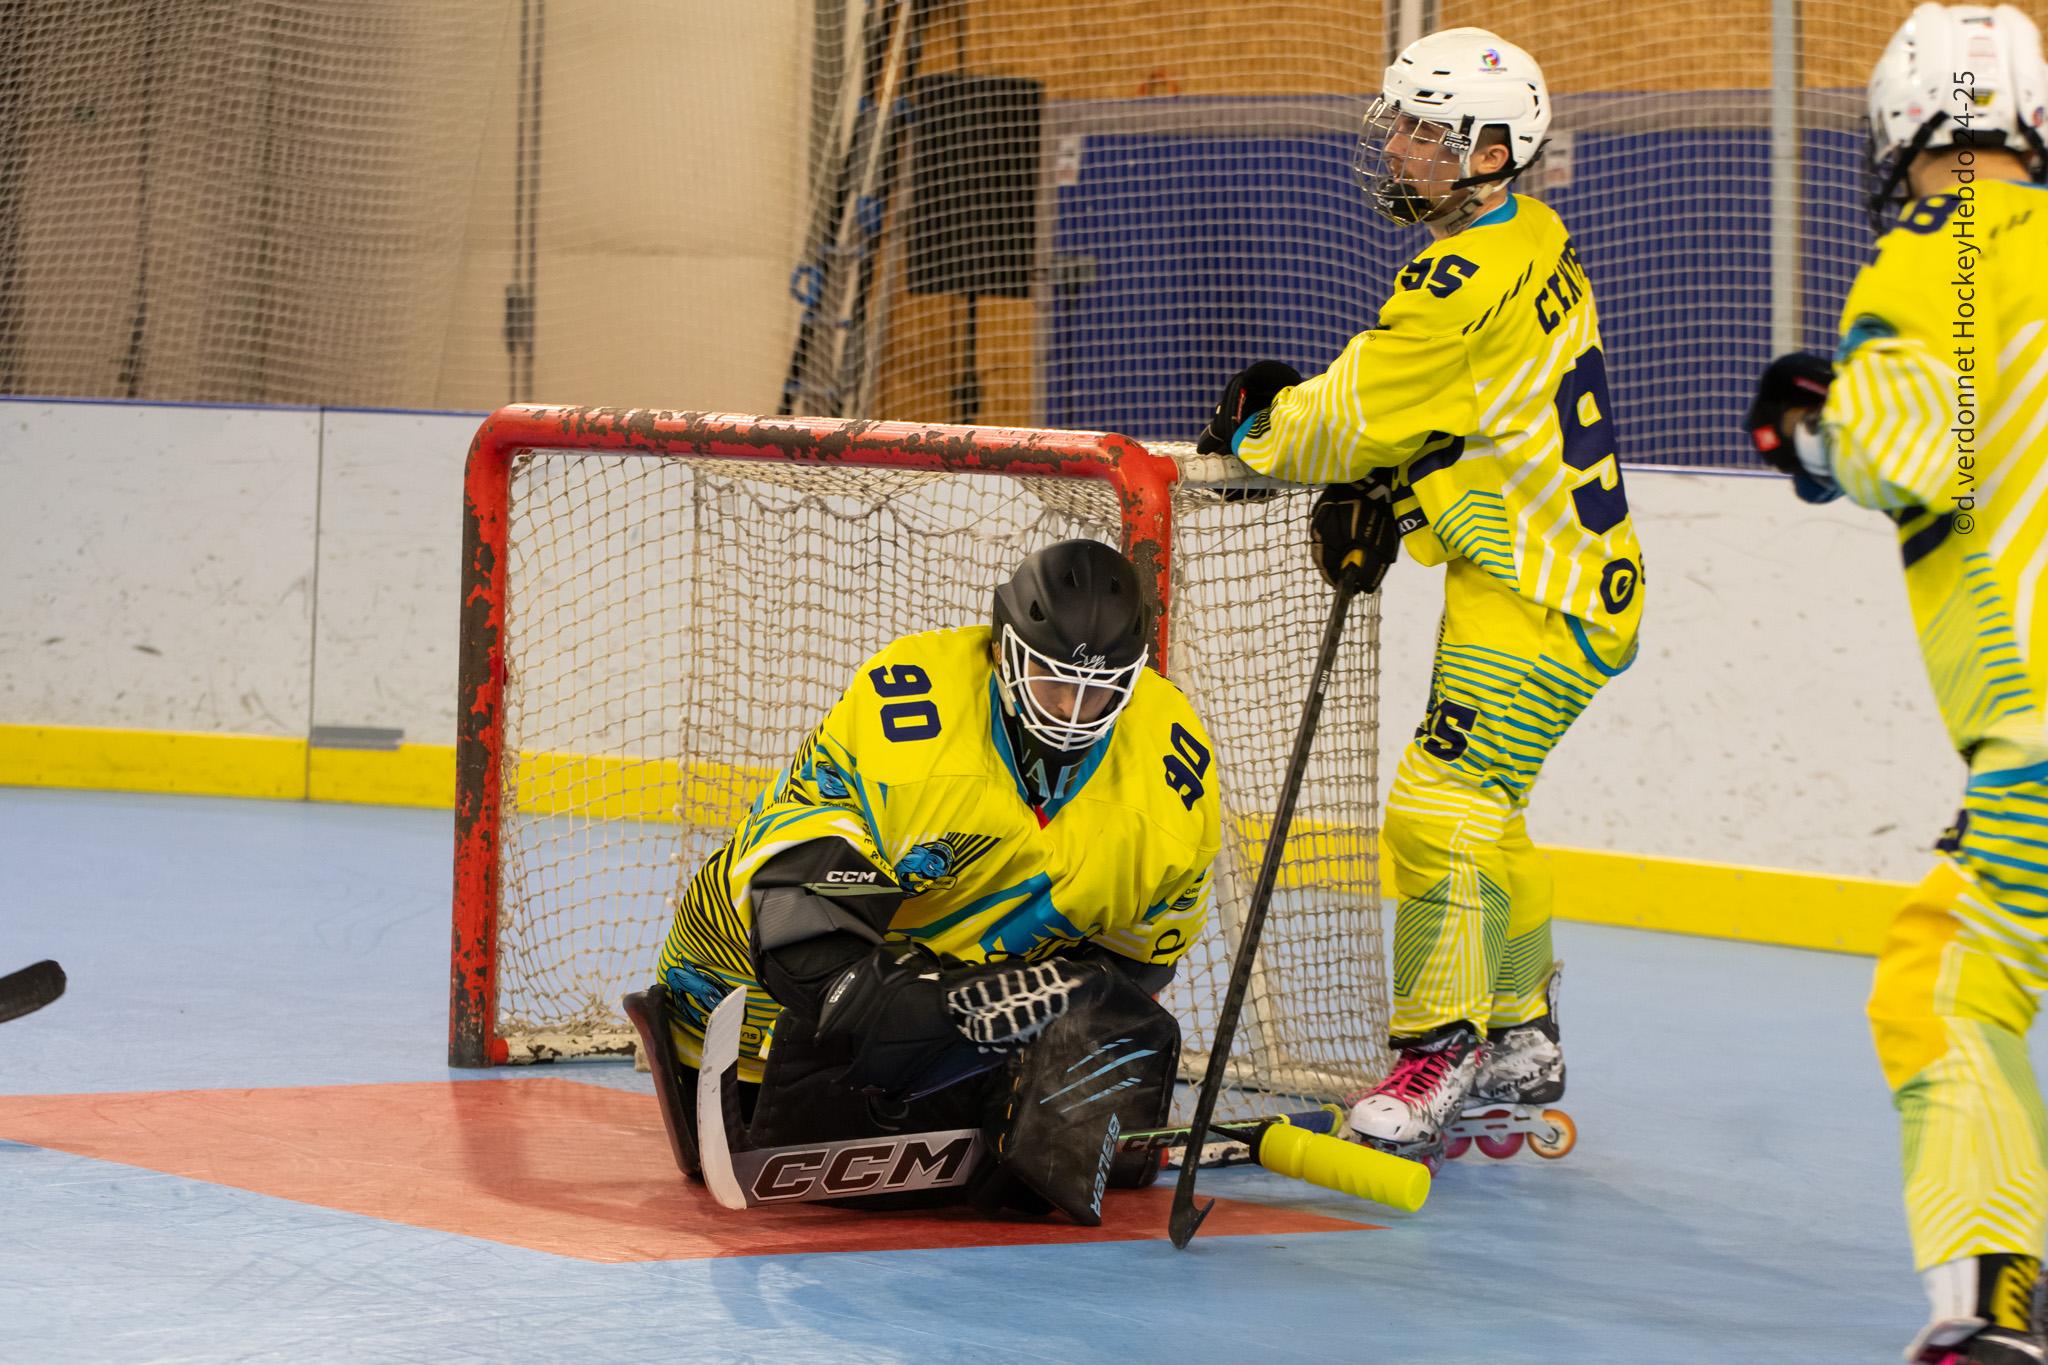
[[1255, 1123, 1432, 1213]]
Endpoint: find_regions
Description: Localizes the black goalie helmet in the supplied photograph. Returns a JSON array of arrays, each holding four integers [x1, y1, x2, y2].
[[990, 539, 1154, 756]]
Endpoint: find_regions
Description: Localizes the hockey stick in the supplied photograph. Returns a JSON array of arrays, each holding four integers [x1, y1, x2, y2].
[[0, 960, 65, 1024], [1168, 565, 1431, 1248]]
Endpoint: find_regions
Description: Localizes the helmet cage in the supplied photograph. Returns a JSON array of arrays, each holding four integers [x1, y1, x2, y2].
[[1352, 97, 1533, 227], [997, 622, 1145, 752]]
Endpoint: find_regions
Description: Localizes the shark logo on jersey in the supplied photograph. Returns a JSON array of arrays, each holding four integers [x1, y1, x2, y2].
[[810, 756, 850, 799], [895, 832, 1000, 895]]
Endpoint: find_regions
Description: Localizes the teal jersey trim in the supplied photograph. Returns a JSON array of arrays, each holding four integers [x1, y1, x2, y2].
[[984, 676, 1112, 818], [1567, 615, 1632, 678], [1469, 194, 1520, 228], [1969, 760, 2048, 790]]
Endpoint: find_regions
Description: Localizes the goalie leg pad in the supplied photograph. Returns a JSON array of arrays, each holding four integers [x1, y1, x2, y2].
[[987, 968, 1181, 1224], [745, 1008, 1008, 1211], [622, 983, 703, 1180]]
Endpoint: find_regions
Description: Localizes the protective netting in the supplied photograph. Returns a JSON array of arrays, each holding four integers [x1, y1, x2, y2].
[[8, 1, 1914, 468], [491, 442, 1384, 1121]]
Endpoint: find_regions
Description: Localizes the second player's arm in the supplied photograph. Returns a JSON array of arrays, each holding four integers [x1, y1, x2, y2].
[[1818, 198, 2002, 512], [1235, 300, 1479, 485]]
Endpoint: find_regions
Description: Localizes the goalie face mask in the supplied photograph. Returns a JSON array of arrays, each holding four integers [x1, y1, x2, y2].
[[997, 626, 1144, 752], [991, 540, 1151, 757]]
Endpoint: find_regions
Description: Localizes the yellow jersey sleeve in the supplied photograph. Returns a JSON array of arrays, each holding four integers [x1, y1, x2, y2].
[[1236, 238, 1506, 483], [721, 681, 895, 901], [1820, 192, 2000, 513]]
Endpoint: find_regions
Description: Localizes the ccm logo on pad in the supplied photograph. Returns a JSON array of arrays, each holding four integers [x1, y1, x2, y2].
[[750, 1134, 981, 1201], [822, 869, 878, 884]]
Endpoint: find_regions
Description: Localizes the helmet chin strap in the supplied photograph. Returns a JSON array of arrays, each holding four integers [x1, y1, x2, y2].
[[1392, 139, 1544, 232]]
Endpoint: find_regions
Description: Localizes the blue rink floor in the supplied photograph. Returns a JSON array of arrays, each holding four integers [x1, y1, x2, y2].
[[0, 788, 2001, 1363]]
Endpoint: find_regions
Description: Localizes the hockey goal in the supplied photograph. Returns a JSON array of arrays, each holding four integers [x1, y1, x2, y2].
[[450, 404, 1386, 1121]]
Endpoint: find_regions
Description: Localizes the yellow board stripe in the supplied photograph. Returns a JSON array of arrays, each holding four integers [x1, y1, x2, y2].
[[2, 722, 1909, 956]]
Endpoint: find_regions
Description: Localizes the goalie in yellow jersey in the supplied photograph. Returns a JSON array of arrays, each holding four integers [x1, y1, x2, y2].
[[1744, 7, 2048, 1362], [622, 540, 1222, 1222], [1197, 27, 1641, 1165]]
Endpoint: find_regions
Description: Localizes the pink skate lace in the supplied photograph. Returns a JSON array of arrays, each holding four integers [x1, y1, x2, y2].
[[1345, 1047, 1455, 1108]]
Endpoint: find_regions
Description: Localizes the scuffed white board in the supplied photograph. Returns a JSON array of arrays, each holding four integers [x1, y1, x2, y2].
[[0, 399, 319, 736]]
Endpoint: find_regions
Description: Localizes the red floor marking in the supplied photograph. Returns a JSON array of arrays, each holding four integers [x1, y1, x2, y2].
[[0, 1078, 1376, 1262]]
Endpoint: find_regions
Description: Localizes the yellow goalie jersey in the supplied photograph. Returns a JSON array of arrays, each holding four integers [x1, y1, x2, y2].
[[658, 624, 1222, 1079], [1816, 178, 2048, 774], [1236, 193, 1643, 667]]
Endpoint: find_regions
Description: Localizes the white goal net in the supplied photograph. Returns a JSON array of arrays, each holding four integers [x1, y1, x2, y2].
[[452, 409, 1384, 1123]]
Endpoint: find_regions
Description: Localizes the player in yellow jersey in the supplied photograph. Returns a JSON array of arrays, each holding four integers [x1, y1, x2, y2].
[[622, 540, 1221, 1218], [1196, 27, 1640, 1164], [1743, 7, 2048, 1361]]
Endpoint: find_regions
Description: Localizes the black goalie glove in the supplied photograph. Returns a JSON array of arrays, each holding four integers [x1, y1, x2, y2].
[[1197, 360, 1302, 456], [944, 959, 1113, 1047], [1309, 471, 1401, 592], [815, 943, 1115, 1100]]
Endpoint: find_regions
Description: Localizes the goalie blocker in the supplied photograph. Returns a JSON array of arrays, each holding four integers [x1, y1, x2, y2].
[[625, 952, 1180, 1224]]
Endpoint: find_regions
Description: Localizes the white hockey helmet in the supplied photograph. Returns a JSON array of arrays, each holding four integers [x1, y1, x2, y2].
[[1866, 4, 2048, 228], [1354, 27, 1552, 228]]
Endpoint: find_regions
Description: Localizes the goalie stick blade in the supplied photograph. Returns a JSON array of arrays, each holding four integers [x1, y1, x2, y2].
[[695, 990, 751, 1211], [0, 960, 65, 1024]]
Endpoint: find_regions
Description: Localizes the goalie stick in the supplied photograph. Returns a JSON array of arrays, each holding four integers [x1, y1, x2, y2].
[[692, 985, 1428, 1213], [0, 960, 65, 1024], [1168, 559, 1432, 1248]]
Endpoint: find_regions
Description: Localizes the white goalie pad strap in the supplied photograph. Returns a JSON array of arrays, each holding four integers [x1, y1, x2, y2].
[[945, 960, 1096, 1048]]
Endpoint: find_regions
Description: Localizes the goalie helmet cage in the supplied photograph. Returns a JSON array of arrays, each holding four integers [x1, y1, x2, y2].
[[450, 404, 1386, 1122]]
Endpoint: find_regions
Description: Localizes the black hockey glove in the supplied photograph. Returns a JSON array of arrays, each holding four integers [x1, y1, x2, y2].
[[1744, 353, 1841, 504], [1197, 360, 1302, 456], [1309, 470, 1401, 592], [814, 943, 1114, 1100]]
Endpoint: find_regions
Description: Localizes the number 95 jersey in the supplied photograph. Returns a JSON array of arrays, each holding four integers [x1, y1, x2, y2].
[[1237, 193, 1644, 671], [659, 624, 1221, 1073]]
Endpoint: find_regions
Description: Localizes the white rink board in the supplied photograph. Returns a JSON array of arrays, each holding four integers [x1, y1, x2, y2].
[[0, 400, 319, 736], [1374, 471, 1957, 882], [2, 398, 1958, 881], [310, 409, 475, 743]]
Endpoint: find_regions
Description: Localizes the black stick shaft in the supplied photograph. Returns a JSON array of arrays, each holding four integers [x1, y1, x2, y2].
[[1168, 574, 1361, 1248]]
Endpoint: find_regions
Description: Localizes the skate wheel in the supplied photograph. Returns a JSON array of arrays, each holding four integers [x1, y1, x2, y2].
[[1475, 1133, 1525, 1159], [1529, 1109, 1577, 1159], [1442, 1136, 1471, 1160]]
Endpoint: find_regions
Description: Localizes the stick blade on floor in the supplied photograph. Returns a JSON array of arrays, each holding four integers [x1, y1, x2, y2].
[[0, 960, 66, 1024]]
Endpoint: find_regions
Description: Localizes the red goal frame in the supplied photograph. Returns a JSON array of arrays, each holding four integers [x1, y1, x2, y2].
[[448, 405, 1186, 1066]]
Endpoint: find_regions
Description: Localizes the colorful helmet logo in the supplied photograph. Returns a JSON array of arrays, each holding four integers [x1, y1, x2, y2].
[[1481, 49, 1502, 68]]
